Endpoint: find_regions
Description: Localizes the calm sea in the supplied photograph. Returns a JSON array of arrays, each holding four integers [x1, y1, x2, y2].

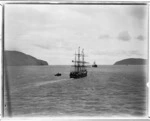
[[4, 65, 147, 117]]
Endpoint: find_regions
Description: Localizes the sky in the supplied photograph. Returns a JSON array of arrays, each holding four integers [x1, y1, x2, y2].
[[5, 4, 148, 65]]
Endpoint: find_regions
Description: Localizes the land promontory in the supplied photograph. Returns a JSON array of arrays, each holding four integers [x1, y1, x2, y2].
[[4, 51, 48, 66], [114, 58, 147, 65]]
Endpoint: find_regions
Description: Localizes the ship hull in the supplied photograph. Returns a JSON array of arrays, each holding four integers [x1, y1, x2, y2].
[[92, 65, 98, 67], [70, 71, 87, 79]]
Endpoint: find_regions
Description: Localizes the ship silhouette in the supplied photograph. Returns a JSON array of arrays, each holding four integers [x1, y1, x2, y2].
[[70, 47, 88, 79], [92, 61, 98, 67]]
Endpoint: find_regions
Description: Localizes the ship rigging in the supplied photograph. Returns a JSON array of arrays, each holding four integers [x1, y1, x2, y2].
[[70, 47, 88, 79]]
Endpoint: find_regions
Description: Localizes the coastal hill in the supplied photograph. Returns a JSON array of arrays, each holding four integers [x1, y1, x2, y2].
[[4, 51, 48, 66], [114, 58, 147, 65]]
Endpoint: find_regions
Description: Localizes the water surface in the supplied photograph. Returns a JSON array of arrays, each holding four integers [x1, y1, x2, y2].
[[4, 65, 147, 117]]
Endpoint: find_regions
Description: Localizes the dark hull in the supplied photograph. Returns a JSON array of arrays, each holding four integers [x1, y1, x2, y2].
[[55, 73, 61, 76], [92, 65, 98, 67], [70, 71, 87, 79]]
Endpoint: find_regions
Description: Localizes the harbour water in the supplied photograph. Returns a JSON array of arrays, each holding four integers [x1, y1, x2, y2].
[[4, 65, 147, 117]]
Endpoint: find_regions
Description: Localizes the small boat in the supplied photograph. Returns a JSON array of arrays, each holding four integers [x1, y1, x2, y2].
[[55, 73, 61, 76], [92, 61, 98, 67], [70, 47, 88, 79]]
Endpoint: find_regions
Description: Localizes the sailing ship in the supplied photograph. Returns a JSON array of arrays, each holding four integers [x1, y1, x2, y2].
[[92, 61, 98, 67], [70, 47, 88, 79]]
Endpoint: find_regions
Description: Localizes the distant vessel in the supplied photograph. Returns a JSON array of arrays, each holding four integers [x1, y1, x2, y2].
[[70, 47, 88, 79], [92, 61, 98, 67], [55, 73, 61, 76]]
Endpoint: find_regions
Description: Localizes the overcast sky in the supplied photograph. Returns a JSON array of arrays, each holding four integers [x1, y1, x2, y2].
[[5, 4, 148, 65]]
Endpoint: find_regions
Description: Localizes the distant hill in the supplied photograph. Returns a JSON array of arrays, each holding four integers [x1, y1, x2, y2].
[[114, 58, 147, 65], [4, 51, 48, 66]]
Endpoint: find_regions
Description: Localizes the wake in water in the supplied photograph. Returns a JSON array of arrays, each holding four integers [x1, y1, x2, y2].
[[35, 78, 73, 87], [11, 77, 73, 93]]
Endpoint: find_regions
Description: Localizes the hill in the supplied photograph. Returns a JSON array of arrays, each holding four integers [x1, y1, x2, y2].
[[4, 51, 48, 66], [114, 58, 147, 65]]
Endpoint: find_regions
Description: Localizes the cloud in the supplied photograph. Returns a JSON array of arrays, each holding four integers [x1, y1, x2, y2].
[[34, 44, 51, 50], [136, 35, 144, 41], [129, 50, 142, 56], [99, 34, 110, 39], [118, 31, 131, 41], [92, 50, 142, 57], [128, 5, 147, 20]]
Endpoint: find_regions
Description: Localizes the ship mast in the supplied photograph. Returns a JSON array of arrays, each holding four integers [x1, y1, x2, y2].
[[73, 47, 87, 72], [70, 47, 88, 78], [82, 49, 84, 71], [78, 47, 80, 72], [75, 51, 76, 72]]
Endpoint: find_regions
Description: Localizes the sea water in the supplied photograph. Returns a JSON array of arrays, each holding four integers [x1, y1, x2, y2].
[[4, 65, 147, 117]]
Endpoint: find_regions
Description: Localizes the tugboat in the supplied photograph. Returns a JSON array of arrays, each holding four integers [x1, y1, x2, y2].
[[92, 61, 98, 67], [70, 47, 88, 79]]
